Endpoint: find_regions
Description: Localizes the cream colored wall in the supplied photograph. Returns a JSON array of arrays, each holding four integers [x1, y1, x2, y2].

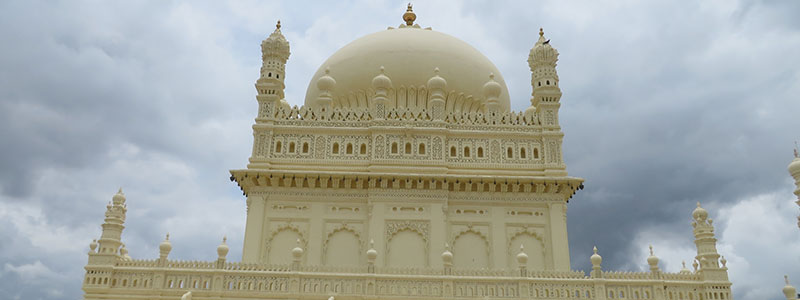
[[240, 184, 574, 271]]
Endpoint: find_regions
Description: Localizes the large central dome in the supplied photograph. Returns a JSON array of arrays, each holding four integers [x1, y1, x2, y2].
[[304, 26, 511, 112]]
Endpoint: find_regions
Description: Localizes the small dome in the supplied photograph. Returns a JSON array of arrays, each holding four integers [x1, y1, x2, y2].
[[784, 276, 797, 299], [679, 261, 692, 274], [304, 26, 510, 111], [217, 236, 229, 258], [529, 28, 559, 68], [788, 156, 800, 176], [292, 239, 304, 259], [516, 245, 528, 264], [427, 68, 447, 91], [89, 239, 98, 252], [441, 243, 453, 263], [159, 233, 172, 254], [590, 246, 602, 266], [316, 67, 336, 92], [371, 66, 393, 91], [647, 245, 659, 267], [262, 21, 290, 60], [441, 250, 453, 262], [482, 73, 502, 102], [692, 202, 708, 221], [366, 248, 378, 261], [366, 239, 378, 261], [112, 188, 125, 205]]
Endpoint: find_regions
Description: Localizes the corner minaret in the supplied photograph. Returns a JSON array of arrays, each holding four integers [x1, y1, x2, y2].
[[788, 146, 800, 229], [88, 189, 127, 265], [526, 28, 561, 123], [528, 28, 566, 175], [691, 202, 729, 281], [255, 20, 291, 122]]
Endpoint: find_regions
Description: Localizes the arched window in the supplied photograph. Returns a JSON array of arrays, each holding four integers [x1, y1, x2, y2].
[[275, 141, 282, 153], [405, 143, 412, 154], [332, 143, 340, 154], [346, 143, 353, 154], [268, 72, 272, 77], [418, 143, 426, 155], [360, 144, 367, 155], [533, 148, 539, 159], [450, 146, 457, 157], [507, 147, 513, 158], [520, 148, 527, 159], [477, 147, 484, 158], [302, 143, 309, 153], [463, 147, 470, 158], [289, 142, 295, 153], [391, 142, 398, 154]]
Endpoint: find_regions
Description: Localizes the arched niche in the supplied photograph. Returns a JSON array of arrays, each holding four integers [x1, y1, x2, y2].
[[508, 232, 545, 270], [453, 230, 489, 269], [266, 227, 304, 264], [324, 228, 361, 266], [387, 229, 426, 267]]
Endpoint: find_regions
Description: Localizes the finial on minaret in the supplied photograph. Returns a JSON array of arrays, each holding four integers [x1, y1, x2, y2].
[[403, 3, 416, 26], [539, 27, 544, 37], [794, 141, 798, 158], [276, 20, 281, 30]]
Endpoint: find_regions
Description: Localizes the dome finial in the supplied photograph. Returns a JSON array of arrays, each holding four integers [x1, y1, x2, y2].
[[403, 3, 416, 26], [539, 28, 544, 37], [276, 20, 281, 30], [794, 141, 798, 158]]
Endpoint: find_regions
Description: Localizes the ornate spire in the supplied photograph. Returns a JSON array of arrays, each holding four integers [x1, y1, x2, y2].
[[261, 19, 290, 66], [403, 3, 416, 26]]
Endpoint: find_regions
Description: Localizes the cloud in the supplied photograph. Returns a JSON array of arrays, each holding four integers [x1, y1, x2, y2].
[[0, 0, 798, 299]]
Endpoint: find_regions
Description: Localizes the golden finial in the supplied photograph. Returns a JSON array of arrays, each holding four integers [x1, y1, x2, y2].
[[539, 28, 544, 37], [403, 3, 416, 26], [276, 20, 281, 30], [794, 141, 799, 158]]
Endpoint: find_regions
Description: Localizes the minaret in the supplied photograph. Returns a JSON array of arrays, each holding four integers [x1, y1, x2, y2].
[[788, 146, 800, 229], [528, 28, 566, 176], [255, 20, 291, 122], [691, 202, 729, 281], [88, 189, 127, 265], [526, 28, 561, 124]]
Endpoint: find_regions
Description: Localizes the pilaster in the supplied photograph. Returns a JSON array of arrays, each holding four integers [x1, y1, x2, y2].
[[548, 201, 570, 270], [242, 194, 266, 262]]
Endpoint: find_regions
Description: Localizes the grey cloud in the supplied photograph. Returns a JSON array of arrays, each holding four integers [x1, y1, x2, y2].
[[0, 1, 798, 299]]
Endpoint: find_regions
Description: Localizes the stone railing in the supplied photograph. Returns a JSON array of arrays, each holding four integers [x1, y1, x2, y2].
[[271, 105, 540, 127], [84, 260, 731, 300]]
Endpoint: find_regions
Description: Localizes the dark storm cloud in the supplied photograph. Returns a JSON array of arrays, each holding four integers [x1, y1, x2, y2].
[[0, 1, 797, 299]]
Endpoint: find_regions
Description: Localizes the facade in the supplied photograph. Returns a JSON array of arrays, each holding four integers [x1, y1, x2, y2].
[[82, 6, 735, 300]]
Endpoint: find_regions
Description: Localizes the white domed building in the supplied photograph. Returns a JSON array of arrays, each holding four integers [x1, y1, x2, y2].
[[82, 6, 735, 300]]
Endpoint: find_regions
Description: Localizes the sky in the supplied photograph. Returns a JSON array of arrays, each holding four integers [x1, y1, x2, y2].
[[0, 0, 798, 299]]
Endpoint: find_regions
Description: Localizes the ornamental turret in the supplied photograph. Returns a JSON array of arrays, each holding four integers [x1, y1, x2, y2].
[[427, 67, 447, 120], [88, 189, 128, 265], [784, 275, 798, 300], [691, 202, 729, 281], [526, 28, 561, 125], [255, 20, 291, 121], [789, 145, 800, 229], [371, 66, 393, 118], [483, 73, 502, 113]]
